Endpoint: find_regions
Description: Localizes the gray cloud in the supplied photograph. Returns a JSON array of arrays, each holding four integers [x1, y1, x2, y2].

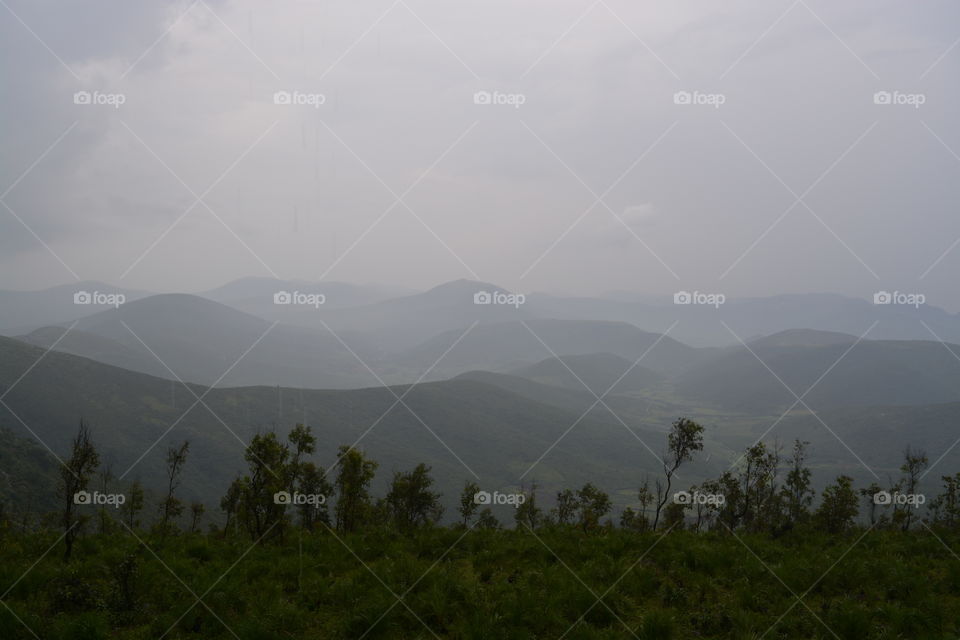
[[1, 0, 959, 308]]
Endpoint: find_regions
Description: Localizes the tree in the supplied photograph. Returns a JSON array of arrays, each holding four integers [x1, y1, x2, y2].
[[662, 501, 686, 531], [286, 423, 316, 489], [929, 473, 960, 530], [815, 475, 859, 534], [637, 479, 655, 530], [121, 480, 145, 530], [59, 420, 100, 561], [576, 484, 611, 533], [458, 481, 481, 527], [781, 440, 814, 528], [334, 446, 378, 533], [859, 482, 883, 527], [714, 471, 743, 531], [96, 463, 114, 534], [385, 463, 443, 530], [475, 508, 500, 530], [234, 432, 289, 541], [159, 440, 190, 534], [223, 426, 329, 541], [551, 489, 577, 526], [620, 507, 640, 530], [653, 418, 704, 530], [894, 447, 927, 531], [220, 478, 241, 538], [690, 482, 720, 533], [189, 502, 205, 533], [622, 481, 655, 532], [738, 442, 780, 532], [514, 484, 542, 531], [297, 462, 332, 530]]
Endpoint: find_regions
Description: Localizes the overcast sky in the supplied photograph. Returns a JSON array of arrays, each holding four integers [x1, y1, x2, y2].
[[2, 1, 959, 307]]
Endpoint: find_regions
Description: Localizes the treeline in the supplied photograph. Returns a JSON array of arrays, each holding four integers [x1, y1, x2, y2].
[[6, 417, 960, 561]]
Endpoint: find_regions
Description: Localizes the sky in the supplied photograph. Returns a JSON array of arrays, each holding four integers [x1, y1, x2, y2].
[[1, 0, 959, 308]]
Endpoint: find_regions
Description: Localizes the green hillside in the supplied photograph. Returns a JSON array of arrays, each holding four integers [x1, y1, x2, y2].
[[508, 353, 664, 395], [0, 336, 678, 517]]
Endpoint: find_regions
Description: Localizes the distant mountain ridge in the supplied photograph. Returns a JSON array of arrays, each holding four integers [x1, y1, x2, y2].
[[677, 329, 960, 412], [27, 294, 387, 388]]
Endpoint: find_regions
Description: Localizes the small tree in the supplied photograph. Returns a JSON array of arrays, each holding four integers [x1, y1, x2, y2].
[[220, 479, 241, 538], [59, 420, 100, 561], [334, 446, 378, 533], [551, 489, 577, 526], [859, 482, 883, 527], [189, 502, 205, 533], [385, 463, 443, 530], [653, 418, 704, 530], [695, 479, 724, 532], [458, 481, 481, 527], [781, 440, 813, 528], [121, 480, 145, 530], [929, 473, 960, 530], [159, 440, 190, 534], [96, 463, 114, 534], [637, 478, 655, 530], [297, 462, 332, 530], [286, 423, 316, 488], [894, 447, 928, 531], [815, 475, 859, 534], [514, 484, 542, 531], [737, 442, 780, 532], [234, 432, 289, 541], [662, 501, 686, 531], [576, 484, 611, 533], [475, 508, 500, 530]]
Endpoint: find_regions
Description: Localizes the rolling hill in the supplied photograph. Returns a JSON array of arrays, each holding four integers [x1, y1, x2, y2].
[[396, 318, 712, 380], [36, 294, 388, 388], [676, 329, 960, 412], [508, 353, 664, 395], [0, 336, 680, 516], [0, 281, 149, 335]]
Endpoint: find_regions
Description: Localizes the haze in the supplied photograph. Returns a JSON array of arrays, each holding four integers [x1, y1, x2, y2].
[[2, 0, 959, 308]]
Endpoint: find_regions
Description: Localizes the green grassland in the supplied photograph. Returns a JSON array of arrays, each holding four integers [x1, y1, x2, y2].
[[1, 526, 958, 639]]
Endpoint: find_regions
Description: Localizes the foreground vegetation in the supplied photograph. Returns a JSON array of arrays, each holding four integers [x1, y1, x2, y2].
[[6, 417, 960, 638], [3, 525, 960, 639]]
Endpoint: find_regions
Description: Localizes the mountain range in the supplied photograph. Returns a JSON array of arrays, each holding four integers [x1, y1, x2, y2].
[[4, 277, 960, 519]]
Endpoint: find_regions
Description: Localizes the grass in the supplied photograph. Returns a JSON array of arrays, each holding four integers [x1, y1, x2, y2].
[[1, 526, 959, 639]]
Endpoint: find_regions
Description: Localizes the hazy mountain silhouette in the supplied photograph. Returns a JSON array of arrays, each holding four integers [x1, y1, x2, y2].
[[677, 329, 960, 412]]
